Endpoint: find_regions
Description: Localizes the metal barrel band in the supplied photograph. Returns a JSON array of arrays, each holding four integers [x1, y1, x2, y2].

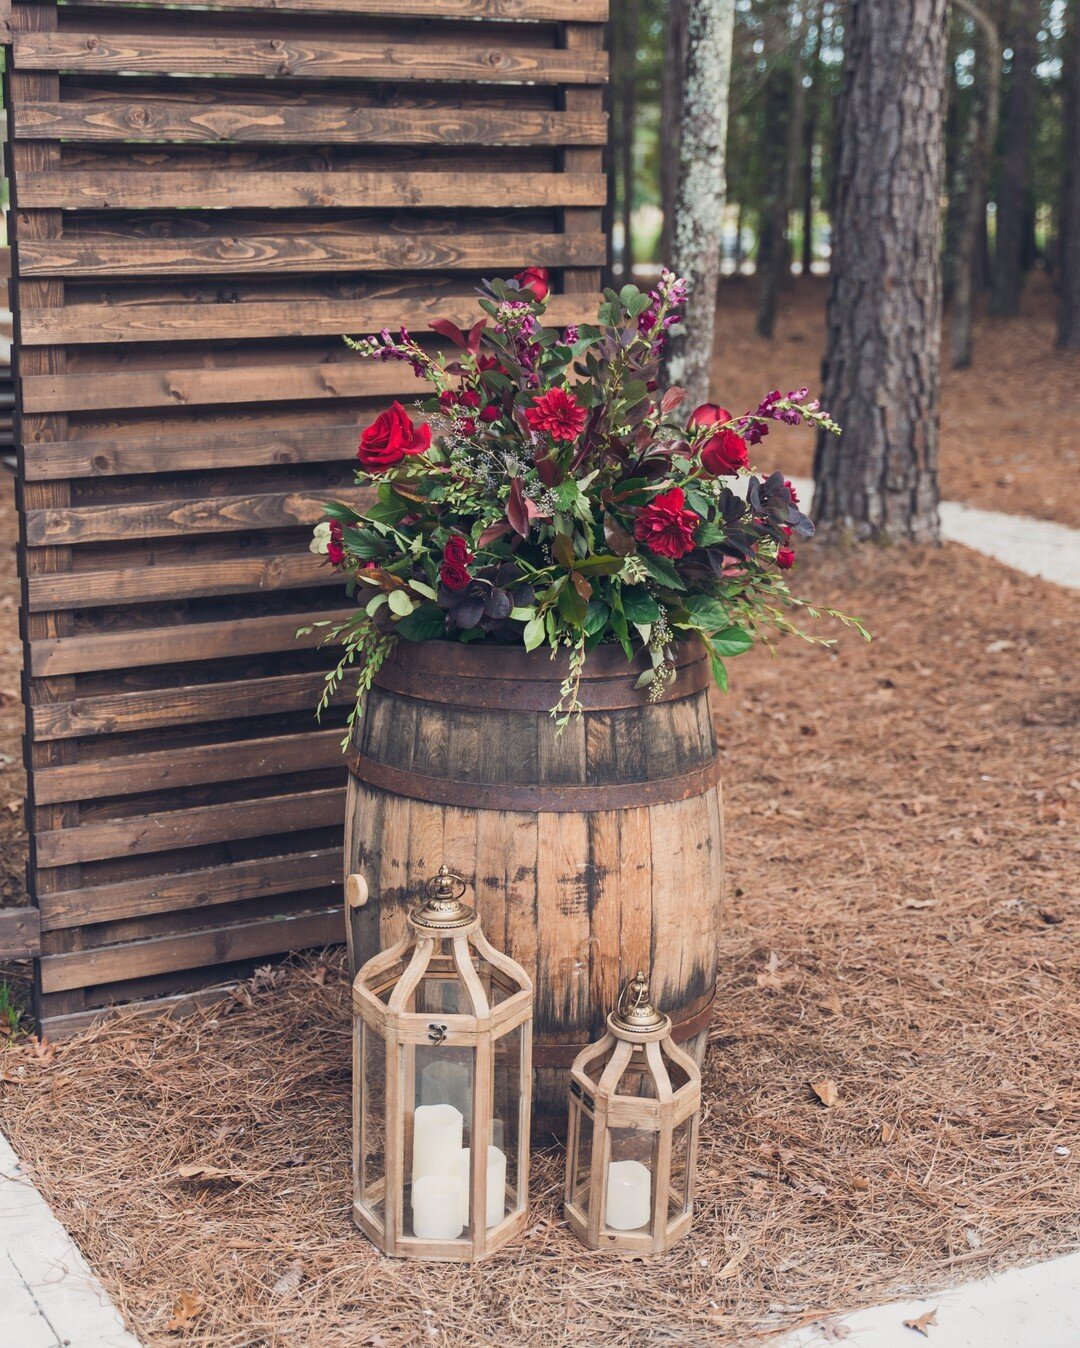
[[346, 750, 723, 813]]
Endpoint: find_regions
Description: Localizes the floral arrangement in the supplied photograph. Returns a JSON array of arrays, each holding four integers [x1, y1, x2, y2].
[[308, 267, 865, 735]]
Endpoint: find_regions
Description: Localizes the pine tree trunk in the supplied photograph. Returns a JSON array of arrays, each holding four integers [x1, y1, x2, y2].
[[614, 0, 639, 278], [812, 0, 948, 543], [951, 1, 1000, 370], [990, 0, 1038, 316], [663, 0, 737, 410], [755, 60, 792, 338], [1058, 0, 1080, 348], [660, 0, 689, 265], [800, 5, 823, 275]]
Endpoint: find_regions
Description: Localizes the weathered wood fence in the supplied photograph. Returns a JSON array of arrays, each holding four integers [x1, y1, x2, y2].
[[7, 0, 607, 1036]]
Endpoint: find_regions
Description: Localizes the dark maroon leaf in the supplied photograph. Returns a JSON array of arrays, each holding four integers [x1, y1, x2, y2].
[[466, 319, 488, 353], [482, 588, 512, 620], [660, 386, 687, 414], [507, 478, 530, 538], [570, 572, 594, 602], [603, 513, 635, 557], [477, 520, 512, 548], [552, 532, 577, 569], [430, 318, 468, 349]]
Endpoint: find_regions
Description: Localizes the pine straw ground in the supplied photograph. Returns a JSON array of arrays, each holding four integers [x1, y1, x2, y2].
[[0, 542, 1077, 1347]]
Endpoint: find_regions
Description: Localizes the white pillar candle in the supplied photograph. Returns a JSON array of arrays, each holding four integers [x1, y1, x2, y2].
[[411, 1103, 464, 1183], [420, 1059, 472, 1119], [456, 1145, 508, 1228], [411, 1174, 464, 1241], [605, 1159, 652, 1231]]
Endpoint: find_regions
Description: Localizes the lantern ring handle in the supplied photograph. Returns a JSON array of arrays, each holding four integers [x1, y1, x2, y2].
[[424, 865, 467, 902]]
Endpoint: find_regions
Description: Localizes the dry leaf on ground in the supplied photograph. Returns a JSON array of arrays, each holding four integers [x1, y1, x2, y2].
[[810, 1078, 840, 1108], [904, 1309, 938, 1336], [165, 1291, 205, 1332]]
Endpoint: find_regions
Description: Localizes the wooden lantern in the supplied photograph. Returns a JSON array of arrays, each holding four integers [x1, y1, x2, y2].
[[564, 972, 702, 1253], [352, 865, 533, 1261]]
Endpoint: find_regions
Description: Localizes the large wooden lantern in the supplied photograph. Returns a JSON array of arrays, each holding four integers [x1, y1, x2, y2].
[[352, 865, 533, 1261], [565, 973, 702, 1254]]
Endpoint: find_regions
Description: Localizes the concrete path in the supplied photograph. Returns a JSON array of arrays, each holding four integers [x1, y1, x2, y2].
[[780, 1248, 1080, 1348], [0, 1131, 140, 1348], [788, 478, 1080, 592]]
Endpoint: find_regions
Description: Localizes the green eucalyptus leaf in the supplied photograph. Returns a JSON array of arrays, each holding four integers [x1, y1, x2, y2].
[[387, 589, 416, 617]]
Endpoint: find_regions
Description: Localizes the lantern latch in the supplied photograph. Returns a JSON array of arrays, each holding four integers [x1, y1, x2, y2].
[[427, 1022, 448, 1045]]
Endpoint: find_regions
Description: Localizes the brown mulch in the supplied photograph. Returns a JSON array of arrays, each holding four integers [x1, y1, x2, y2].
[[712, 271, 1080, 530], [0, 540, 1077, 1347]]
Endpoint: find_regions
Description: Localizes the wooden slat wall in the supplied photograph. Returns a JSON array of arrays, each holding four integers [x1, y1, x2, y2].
[[8, 0, 607, 1036]]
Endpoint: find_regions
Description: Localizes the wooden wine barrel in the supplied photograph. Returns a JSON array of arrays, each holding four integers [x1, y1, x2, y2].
[[345, 637, 723, 1134]]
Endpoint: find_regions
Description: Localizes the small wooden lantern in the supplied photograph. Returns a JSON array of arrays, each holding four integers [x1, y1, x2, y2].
[[352, 865, 533, 1261], [564, 972, 702, 1253]]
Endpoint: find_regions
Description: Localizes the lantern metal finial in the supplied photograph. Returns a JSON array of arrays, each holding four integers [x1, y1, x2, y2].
[[609, 971, 671, 1039], [410, 865, 476, 932]]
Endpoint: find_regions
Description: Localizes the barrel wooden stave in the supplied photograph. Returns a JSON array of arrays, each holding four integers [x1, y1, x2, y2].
[[345, 640, 723, 1131]]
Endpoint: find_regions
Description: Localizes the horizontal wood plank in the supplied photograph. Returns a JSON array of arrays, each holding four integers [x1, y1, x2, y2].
[[65, 0, 608, 20], [29, 607, 355, 676], [27, 551, 338, 612], [38, 904, 344, 992], [22, 422, 364, 480], [33, 727, 346, 804], [21, 360, 432, 412], [13, 33, 608, 85], [0, 907, 41, 960], [25, 488, 368, 543], [35, 786, 346, 866], [18, 229, 606, 278], [16, 169, 606, 211], [39, 848, 343, 932], [20, 291, 598, 345], [16, 100, 607, 147], [31, 668, 351, 739]]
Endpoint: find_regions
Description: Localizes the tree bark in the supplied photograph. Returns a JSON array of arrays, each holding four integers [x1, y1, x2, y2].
[[801, 5, 824, 275], [990, 0, 1038, 316], [755, 54, 794, 338], [663, 0, 737, 410], [812, 0, 948, 544], [1059, 0, 1080, 348], [951, 0, 1000, 370], [659, 0, 689, 264], [613, 0, 639, 278]]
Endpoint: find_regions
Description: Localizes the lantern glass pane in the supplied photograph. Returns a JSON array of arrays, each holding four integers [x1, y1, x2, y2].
[[570, 1103, 594, 1216], [491, 1025, 523, 1223], [668, 1117, 693, 1221], [359, 1022, 387, 1223], [660, 1041, 692, 1092], [581, 1040, 617, 1087], [408, 940, 474, 1016], [404, 1041, 474, 1242], [604, 1127, 658, 1233], [372, 954, 411, 1005]]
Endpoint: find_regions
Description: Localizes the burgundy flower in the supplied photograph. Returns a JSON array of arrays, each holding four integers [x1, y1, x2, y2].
[[699, 429, 749, 477], [634, 487, 700, 560], [688, 403, 732, 430], [525, 388, 588, 442], [326, 520, 345, 567], [459, 389, 481, 409], [358, 401, 431, 470], [479, 404, 500, 423], [443, 535, 473, 567], [776, 546, 796, 570], [439, 559, 472, 591], [513, 267, 550, 302], [784, 478, 800, 506]]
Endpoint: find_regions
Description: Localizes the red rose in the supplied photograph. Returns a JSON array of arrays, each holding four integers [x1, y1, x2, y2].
[[459, 389, 481, 409], [776, 546, 796, 569], [443, 536, 473, 566], [457, 417, 477, 435], [440, 560, 472, 591], [479, 404, 500, 423], [700, 429, 749, 476], [326, 520, 345, 567], [634, 487, 700, 560], [784, 478, 800, 505], [514, 267, 550, 302], [525, 387, 588, 441], [358, 401, 432, 470], [688, 403, 732, 429]]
